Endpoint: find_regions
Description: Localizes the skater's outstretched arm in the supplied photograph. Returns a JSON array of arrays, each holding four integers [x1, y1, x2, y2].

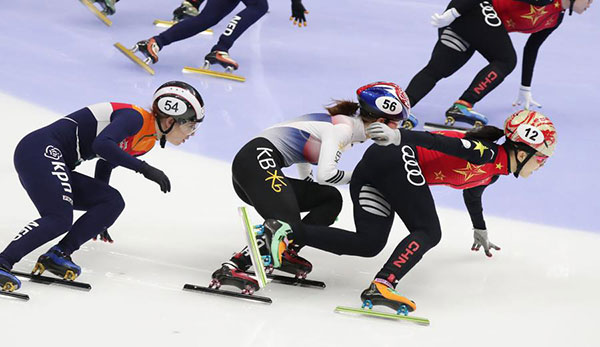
[[92, 109, 146, 172], [367, 125, 500, 164], [513, 16, 562, 109], [463, 179, 501, 257]]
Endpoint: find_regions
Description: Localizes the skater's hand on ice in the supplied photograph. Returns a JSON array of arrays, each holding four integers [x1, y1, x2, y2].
[[139, 161, 171, 193], [366, 123, 401, 146], [512, 85, 542, 110], [472, 228, 501, 258], [431, 8, 460, 28], [291, 0, 309, 27], [93, 228, 114, 243]]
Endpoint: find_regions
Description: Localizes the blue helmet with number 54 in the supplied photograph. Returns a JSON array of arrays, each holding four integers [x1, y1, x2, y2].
[[356, 82, 410, 122], [152, 81, 205, 124]]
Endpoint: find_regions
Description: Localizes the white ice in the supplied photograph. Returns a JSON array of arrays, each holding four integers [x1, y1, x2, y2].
[[1, 92, 599, 346]]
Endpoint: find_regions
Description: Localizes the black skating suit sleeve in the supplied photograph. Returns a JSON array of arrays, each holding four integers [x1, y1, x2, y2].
[[400, 129, 499, 165], [521, 13, 563, 86], [463, 176, 500, 230], [446, 0, 481, 14]]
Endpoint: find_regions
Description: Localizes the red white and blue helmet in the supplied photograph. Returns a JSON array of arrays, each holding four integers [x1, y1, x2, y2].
[[152, 81, 205, 124], [356, 82, 411, 122]]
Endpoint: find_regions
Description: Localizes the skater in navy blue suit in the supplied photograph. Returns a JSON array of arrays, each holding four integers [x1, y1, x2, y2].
[[131, 0, 310, 72], [0, 81, 205, 294]]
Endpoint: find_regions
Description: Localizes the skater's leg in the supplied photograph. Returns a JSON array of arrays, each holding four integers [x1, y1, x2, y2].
[[56, 172, 125, 255], [227, 138, 301, 270], [0, 137, 74, 269], [211, 0, 269, 52], [155, 0, 241, 48], [290, 147, 399, 257], [288, 178, 342, 226], [232, 138, 301, 224], [450, 5, 517, 105], [405, 28, 475, 107], [370, 146, 441, 284]]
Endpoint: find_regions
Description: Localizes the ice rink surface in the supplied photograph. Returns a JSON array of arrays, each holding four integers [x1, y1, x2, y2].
[[1, 1, 599, 346]]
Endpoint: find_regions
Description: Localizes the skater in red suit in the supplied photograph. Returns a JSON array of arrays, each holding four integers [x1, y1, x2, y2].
[[262, 109, 557, 315]]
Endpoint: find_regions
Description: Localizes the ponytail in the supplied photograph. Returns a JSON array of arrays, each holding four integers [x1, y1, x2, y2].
[[325, 100, 359, 117], [465, 125, 504, 143]]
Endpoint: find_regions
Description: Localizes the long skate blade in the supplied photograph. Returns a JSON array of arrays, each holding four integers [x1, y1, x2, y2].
[[423, 122, 469, 133], [0, 290, 30, 301], [239, 207, 268, 288], [79, 0, 112, 27], [114, 42, 155, 75], [152, 19, 214, 35], [334, 306, 430, 326], [182, 66, 245, 82], [183, 284, 272, 304], [247, 272, 325, 288], [12, 271, 91, 291]]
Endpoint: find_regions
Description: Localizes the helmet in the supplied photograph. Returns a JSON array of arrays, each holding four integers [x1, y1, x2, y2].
[[356, 82, 410, 121], [152, 81, 205, 124], [504, 110, 557, 157]]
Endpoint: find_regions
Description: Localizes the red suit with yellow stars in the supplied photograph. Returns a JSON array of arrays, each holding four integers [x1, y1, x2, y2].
[[493, 0, 564, 33], [417, 131, 509, 189]]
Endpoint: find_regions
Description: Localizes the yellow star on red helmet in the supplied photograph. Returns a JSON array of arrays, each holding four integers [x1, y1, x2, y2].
[[521, 5, 548, 26], [495, 163, 503, 170], [453, 163, 487, 182]]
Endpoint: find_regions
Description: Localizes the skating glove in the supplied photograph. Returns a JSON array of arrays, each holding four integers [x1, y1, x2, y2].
[[431, 8, 460, 28], [471, 228, 501, 258], [291, 0, 309, 27], [512, 85, 542, 110], [139, 161, 171, 193], [366, 123, 402, 146], [93, 228, 114, 243]]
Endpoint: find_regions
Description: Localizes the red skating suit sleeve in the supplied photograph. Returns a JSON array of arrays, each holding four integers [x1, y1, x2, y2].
[[416, 131, 509, 190], [110, 102, 157, 157], [492, 0, 564, 33]]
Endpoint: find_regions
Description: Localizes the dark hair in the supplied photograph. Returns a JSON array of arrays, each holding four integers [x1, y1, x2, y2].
[[465, 125, 504, 142], [325, 100, 359, 117], [325, 99, 381, 124]]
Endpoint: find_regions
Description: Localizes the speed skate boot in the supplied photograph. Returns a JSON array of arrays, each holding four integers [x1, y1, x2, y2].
[[204, 51, 239, 71], [360, 277, 416, 316], [95, 0, 118, 15], [172, 0, 202, 21], [0, 265, 21, 292], [209, 262, 259, 294], [278, 245, 312, 279], [402, 113, 419, 130], [445, 100, 488, 127], [33, 246, 81, 281], [132, 38, 160, 65], [262, 219, 293, 269]]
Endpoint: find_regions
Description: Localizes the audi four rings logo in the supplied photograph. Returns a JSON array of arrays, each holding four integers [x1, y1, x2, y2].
[[401, 146, 425, 186], [480, 1, 501, 27]]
